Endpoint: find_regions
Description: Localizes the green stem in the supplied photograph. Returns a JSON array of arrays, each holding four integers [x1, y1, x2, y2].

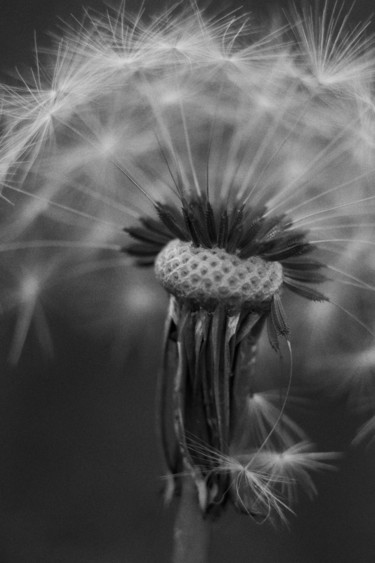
[[172, 475, 211, 563]]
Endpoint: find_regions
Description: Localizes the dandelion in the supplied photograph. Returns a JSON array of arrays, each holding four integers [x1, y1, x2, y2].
[[1, 2, 375, 562]]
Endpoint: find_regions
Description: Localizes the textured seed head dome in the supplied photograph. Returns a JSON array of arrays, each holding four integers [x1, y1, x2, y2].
[[155, 239, 283, 312]]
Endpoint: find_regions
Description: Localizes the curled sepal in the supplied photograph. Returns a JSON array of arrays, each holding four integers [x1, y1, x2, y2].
[[267, 313, 281, 352], [271, 292, 290, 337], [265, 293, 290, 352], [157, 298, 271, 515]]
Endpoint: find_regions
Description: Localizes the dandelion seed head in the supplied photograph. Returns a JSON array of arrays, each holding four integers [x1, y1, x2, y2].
[[0, 1, 374, 520]]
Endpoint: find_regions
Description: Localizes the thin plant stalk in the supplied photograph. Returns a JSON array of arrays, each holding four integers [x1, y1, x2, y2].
[[173, 474, 211, 563]]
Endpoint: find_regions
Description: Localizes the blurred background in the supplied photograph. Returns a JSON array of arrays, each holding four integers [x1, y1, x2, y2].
[[0, 1, 375, 562]]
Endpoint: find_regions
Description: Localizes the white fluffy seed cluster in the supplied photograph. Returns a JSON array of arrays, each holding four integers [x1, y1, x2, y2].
[[155, 239, 283, 310]]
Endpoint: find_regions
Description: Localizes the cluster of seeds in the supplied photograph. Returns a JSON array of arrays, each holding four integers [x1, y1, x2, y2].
[[155, 239, 283, 312]]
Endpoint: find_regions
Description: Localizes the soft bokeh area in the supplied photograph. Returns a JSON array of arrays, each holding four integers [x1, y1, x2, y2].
[[0, 1, 375, 562], [0, 266, 375, 563]]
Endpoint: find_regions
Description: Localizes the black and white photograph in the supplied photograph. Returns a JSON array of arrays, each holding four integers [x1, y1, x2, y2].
[[0, 1, 375, 562]]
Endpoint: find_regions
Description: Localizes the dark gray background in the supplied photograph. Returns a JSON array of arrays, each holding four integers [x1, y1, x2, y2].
[[0, 1, 375, 562], [0, 0, 374, 68]]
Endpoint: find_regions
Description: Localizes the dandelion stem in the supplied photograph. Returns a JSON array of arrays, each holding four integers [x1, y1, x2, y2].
[[172, 475, 211, 563]]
